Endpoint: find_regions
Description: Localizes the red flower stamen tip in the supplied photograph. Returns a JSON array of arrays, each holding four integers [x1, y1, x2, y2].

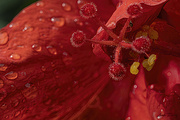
[[70, 30, 86, 47], [132, 36, 151, 53], [109, 62, 126, 81], [80, 2, 97, 19], [127, 3, 142, 16]]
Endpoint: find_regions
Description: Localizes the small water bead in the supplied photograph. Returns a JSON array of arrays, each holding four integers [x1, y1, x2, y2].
[[10, 53, 21, 60], [0, 32, 8, 45], [46, 46, 57, 55], [39, 10, 44, 14], [74, 19, 84, 26], [0, 89, 7, 101], [32, 44, 42, 52], [1, 104, 7, 110], [77, 0, 87, 8], [62, 3, 72, 11], [22, 24, 33, 32], [0, 64, 8, 71], [36, 1, 44, 7], [9, 23, 19, 28], [125, 117, 131, 120], [5, 71, 18, 80], [25, 83, 31, 88], [0, 80, 4, 88], [51, 17, 65, 27]]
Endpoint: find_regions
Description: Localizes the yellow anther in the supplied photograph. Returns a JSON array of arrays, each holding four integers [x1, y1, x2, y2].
[[130, 62, 140, 75], [148, 54, 157, 66], [148, 28, 158, 40], [142, 25, 150, 31], [142, 55, 156, 71], [135, 31, 148, 38]]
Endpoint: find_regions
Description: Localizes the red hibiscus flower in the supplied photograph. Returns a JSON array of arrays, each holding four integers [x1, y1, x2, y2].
[[0, 0, 179, 120]]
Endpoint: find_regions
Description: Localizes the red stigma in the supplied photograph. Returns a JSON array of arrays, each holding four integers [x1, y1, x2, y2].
[[132, 36, 151, 53], [80, 2, 97, 19], [127, 4, 142, 16], [70, 30, 86, 47], [109, 62, 126, 81]]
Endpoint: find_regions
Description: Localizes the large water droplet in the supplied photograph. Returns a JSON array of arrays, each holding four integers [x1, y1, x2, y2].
[[46, 46, 57, 55], [0, 80, 4, 88], [5, 71, 18, 80], [0, 32, 8, 45], [62, 3, 72, 11], [51, 17, 65, 27], [0, 89, 7, 101], [23, 24, 33, 32], [0, 64, 8, 71], [10, 53, 21, 60], [36, 1, 44, 6], [32, 44, 42, 52]]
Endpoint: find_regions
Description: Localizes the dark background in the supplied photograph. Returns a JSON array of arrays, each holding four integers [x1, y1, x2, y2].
[[0, 0, 37, 28]]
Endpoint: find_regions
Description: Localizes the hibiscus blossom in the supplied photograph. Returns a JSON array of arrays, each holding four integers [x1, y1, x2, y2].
[[0, 0, 179, 120]]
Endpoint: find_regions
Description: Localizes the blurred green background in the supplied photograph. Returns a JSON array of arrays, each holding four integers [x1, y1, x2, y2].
[[0, 0, 37, 28]]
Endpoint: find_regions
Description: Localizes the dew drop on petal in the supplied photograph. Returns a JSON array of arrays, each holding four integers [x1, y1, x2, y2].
[[5, 71, 18, 80], [10, 53, 21, 60], [0, 89, 7, 101], [36, 1, 44, 7], [62, 52, 72, 66], [0, 64, 8, 71], [51, 17, 65, 27], [125, 117, 131, 120], [1, 103, 7, 110], [21, 85, 38, 99], [22, 24, 33, 32], [46, 46, 57, 55], [41, 66, 46, 72], [0, 80, 4, 88], [0, 32, 8, 45], [32, 44, 42, 52], [62, 2, 72, 11]]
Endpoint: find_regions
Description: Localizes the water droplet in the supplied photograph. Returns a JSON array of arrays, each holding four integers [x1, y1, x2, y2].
[[74, 19, 83, 26], [0, 32, 8, 45], [62, 3, 72, 11], [167, 71, 171, 77], [62, 52, 72, 65], [0, 80, 4, 88], [77, 0, 87, 8], [14, 111, 21, 117], [11, 99, 19, 107], [25, 83, 31, 88], [157, 115, 162, 119], [39, 10, 43, 14], [46, 46, 57, 55], [32, 44, 42, 52], [41, 66, 46, 72], [1, 104, 7, 110], [9, 23, 19, 28], [36, 1, 44, 6], [0, 64, 8, 71], [0, 89, 7, 101], [51, 17, 65, 27], [10, 53, 21, 60], [23, 24, 33, 32], [21, 85, 38, 99], [125, 117, 131, 120], [5, 71, 18, 80], [39, 18, 45, 22], [149, 84, 154, 89]]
